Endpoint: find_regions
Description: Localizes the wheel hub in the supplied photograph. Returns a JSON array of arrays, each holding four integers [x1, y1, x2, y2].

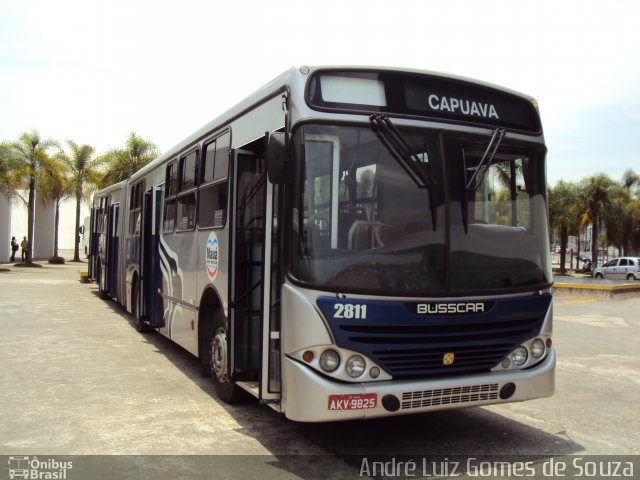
[[212, 328, 228, 383]]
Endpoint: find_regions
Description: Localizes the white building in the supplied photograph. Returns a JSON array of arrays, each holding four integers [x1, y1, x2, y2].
[[1, 193, 90, 262]]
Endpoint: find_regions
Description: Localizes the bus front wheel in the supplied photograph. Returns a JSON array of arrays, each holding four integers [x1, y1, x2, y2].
[[209, 312, 243, 403]]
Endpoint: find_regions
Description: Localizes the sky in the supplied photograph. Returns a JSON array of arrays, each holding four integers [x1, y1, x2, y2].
[[1, 0, 639, 186]]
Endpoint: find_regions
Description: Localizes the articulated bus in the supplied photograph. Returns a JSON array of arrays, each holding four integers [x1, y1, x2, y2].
[[89, 66, 554, 422]]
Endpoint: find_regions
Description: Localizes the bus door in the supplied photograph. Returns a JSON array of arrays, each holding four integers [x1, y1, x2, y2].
[[88, 206, 98, 280], [230, 149, 281, 401], [141, 186, 165, 328], [106, 203, 119, 297]]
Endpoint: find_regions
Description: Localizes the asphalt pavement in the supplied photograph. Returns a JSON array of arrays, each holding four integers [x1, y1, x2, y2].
[[1, 256, 638, 479]]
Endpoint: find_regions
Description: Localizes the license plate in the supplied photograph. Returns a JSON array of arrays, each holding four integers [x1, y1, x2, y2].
[[328, 393, 377, 410]]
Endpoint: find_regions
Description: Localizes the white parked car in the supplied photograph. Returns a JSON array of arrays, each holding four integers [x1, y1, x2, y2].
[[592, 257, 640, 281]]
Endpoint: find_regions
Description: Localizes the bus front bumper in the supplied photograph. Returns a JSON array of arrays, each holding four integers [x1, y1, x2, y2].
[[282, 348, 555, 422]]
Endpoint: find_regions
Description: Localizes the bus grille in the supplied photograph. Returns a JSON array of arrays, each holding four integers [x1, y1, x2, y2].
[[401, 384, 499, 409], [322, 295, 551, 379], [340, 317, 540, 377]]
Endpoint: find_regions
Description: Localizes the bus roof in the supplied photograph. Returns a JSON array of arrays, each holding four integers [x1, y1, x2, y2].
[[127, 65, 540, 185]]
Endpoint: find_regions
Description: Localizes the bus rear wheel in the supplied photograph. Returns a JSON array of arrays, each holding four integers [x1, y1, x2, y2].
[[132, 279, 150, 332], [97, 262, 108, 299], [208, 312, 243, 403]]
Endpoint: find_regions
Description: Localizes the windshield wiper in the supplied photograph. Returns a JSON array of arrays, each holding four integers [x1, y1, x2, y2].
[[369, 114, 436, 188], [369, 114, 437, 230], [462, 127, 506, 233], [465, 127, 506, 192]]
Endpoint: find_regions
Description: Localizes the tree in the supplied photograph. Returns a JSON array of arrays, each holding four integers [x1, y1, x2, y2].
[[38, 153, 73, 260], [604, 184, 630, 256], [580, 174, 617, 265], [628, 198, 640, 254], [548, 180, 580, 273], [0, 143, 23, 200], [58, 141, 102, 262], [622, 169, 640, 195], [8, 130, 58, 263], [620, 169, 640, 255], [98, 132, 159, 187]]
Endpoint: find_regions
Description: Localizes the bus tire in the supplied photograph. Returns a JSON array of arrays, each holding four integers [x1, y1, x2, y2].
[[133, 279, 150, 333], [97, 262, 108, 299], [208, 311, 243, 403]]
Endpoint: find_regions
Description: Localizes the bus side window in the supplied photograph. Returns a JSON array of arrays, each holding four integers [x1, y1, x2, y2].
[[176, 150, 198, 231], [199, 183, 228, 228], [163, 162, 177, 233], [176, 192, 196, 230], [129, 181, 144, 235], [199, 132, 229, 229]]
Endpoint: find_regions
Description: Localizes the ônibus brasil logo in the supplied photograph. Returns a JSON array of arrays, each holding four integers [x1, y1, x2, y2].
[[8, 456, 73, 479], [206, 233, 219, 280]]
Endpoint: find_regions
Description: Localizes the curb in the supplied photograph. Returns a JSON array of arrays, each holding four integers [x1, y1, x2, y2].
[[554, 282, 640, 298]]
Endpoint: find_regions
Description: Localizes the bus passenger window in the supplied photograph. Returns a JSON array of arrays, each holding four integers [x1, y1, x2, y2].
[[199, 182, 228, 228], [128, 181, 144, 235], [202, 131, 230, 184], [202, 141, 216, 183], [213, 132, 230, 181], [180, 151, 198, 191], [163, 199, 176, 233], [177, 192, 196, 230], [199, 131, 230, 229], [166, 163, 178, 196], [164, 161, 178, 233]]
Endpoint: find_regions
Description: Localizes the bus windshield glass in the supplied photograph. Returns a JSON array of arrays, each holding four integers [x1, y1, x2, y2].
[[289, 123, 551, 296]]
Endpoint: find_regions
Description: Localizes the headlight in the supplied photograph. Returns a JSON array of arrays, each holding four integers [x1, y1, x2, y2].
[[531, 339, 546, 358], [319, 349, 340, 372], [511, 347, 528, 367], [345, 355, 366, 378]]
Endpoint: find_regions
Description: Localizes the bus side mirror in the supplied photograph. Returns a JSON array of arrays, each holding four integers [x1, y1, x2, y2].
[[266, 132, 291, 184]]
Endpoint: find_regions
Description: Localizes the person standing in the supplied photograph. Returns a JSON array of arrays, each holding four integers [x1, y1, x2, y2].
[[20, 236, 28, 262], [10, 236, 19, 262]]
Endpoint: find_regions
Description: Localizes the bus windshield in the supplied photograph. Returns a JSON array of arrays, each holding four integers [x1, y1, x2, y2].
[[289, 123, 551, 296]]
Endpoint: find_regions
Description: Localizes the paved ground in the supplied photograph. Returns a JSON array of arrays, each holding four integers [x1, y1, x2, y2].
[[0, 261, 326, 455], [1, 257, 639, 478]]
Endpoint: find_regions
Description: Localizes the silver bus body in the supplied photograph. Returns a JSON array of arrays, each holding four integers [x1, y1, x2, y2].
[[89, 66, 554, 421]]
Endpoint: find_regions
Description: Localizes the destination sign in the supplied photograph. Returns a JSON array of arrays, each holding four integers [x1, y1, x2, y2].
[[307, 70, 541, 133]]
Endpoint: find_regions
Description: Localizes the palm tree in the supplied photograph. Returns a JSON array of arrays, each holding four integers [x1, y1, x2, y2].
[[604, 184, 630, 255], [38, 153, 73, 260], [0, 143, 23, 200], [548, 180, 580, 273], [98, 132, 159, 187], [620, 169, 640, 256], [8, 130, 58, 263], [622, 169, 640, 194], [580, 174, 617, 266], [58, 141, 102, 262], [628, 198, 640, 254]]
